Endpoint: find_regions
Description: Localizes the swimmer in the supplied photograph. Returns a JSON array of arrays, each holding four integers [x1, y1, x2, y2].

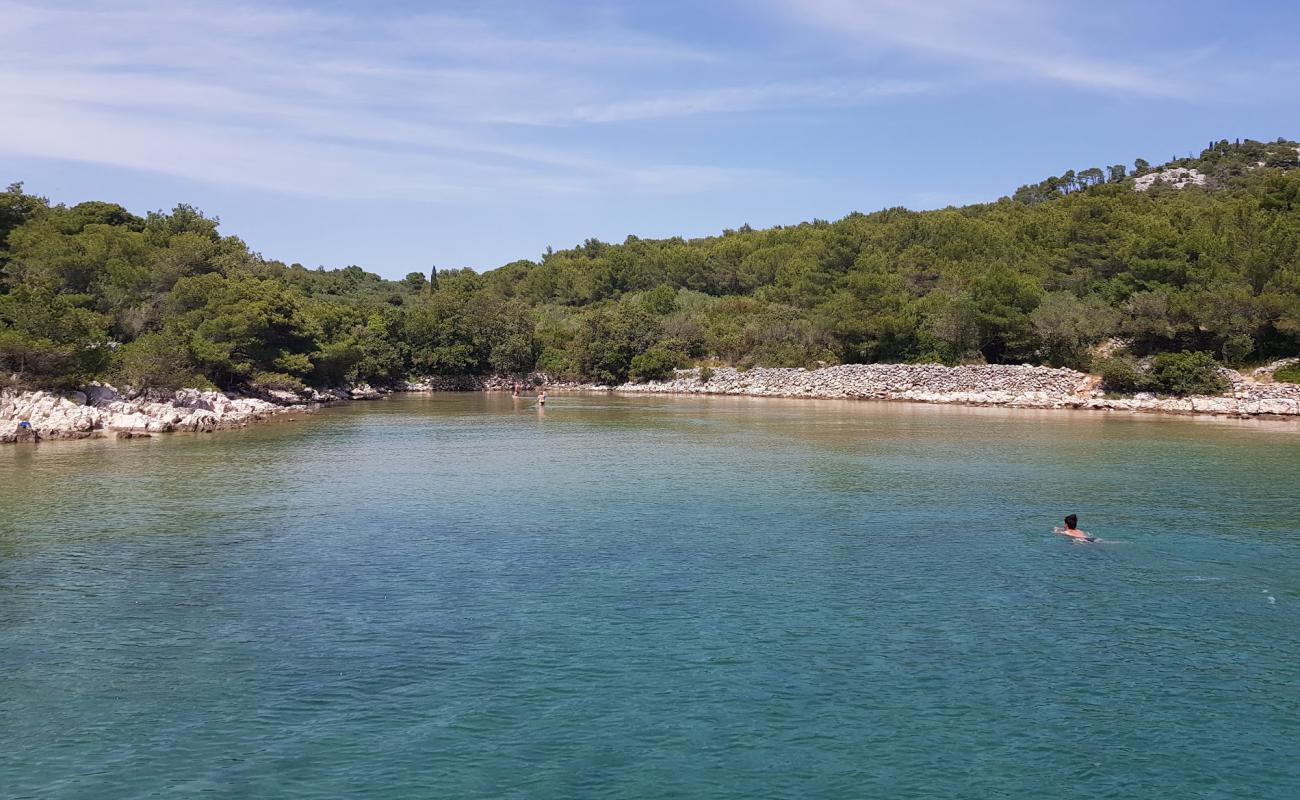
[[1054, 514, 1097, 543], [537, 389, 547, 407]]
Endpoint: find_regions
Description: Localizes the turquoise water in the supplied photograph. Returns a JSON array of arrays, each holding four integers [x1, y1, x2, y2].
[[3, 393, 1299, 799]]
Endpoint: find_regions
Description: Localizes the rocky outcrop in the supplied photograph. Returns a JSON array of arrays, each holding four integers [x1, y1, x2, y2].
[[1134, 167, 1207, 192], [347, 383, 384, 400], [1, 384, 313, 443]]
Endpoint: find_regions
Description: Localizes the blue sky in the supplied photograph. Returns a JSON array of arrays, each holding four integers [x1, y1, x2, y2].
[[3, 0, 1299, 278]]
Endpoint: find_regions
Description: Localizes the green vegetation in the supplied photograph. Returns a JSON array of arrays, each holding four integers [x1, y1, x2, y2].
[[1274, 363, 1300, 384], [1097, 356, 1155, 395], [1148, 351, 1230, 396], [1098, 351, 1229, 396], [4, 138, 1300, 394]]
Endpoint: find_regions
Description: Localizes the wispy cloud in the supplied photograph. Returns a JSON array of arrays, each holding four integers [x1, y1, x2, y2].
[[0, 0, 921, 200], [2, 0, 1254, 213], [532, 78, 933, 125], [768, 0, 1192, 97]]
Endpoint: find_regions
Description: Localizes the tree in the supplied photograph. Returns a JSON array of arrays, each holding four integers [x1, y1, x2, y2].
[[572, 304, 660, 384], [113, 329, 207, 389], [924, 292, 982, 363], [0, 183, 49, 280], [4, 138, 1300, 394], [401, 272, 429, 293], [629, 343, 685, 382], [404, 291, 479, 374], [166, 274, 320, 388], [1030, 292, 1119, 368], [0, 284, 111, 387], [1079, 167, 1105, 188]]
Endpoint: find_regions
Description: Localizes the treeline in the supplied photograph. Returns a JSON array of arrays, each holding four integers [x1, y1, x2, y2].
[[3, 137, 1300, 393], [1012, 138, 1300, 204]]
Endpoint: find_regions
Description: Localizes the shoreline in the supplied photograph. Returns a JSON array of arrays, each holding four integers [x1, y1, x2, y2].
[[597, 365, 1300, 418], [410, 363, 1300, 419], [0, 384, 352, 444], [5, 363, 1300, 444]]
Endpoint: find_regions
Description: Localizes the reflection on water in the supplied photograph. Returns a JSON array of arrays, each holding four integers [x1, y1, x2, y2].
[[2, 394, 1299, 798]]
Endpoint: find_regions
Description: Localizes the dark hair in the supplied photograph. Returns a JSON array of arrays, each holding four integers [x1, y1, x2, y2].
[[1065, 514, 1078, 529]]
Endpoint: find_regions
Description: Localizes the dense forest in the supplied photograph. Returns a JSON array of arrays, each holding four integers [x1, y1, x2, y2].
[[3, 138, 1300, 393]]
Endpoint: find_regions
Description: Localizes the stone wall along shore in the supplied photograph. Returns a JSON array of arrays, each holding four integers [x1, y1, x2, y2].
[[610, 364, 1300, 417], [406, 362, 1300, 417]]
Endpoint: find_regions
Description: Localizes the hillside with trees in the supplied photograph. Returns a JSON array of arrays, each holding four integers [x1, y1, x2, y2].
[[3, 138, 1299, 393]]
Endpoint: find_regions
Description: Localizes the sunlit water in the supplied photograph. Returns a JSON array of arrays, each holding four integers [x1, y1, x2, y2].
[[3, 393, 1299, 799]]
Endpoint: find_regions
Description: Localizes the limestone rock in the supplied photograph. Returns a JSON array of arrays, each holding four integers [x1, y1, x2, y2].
[[2, 381, 309, 443]]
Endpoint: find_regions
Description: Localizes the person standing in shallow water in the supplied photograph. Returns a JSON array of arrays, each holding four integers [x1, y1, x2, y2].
[[537, 389, 547, 407], [1055, 514, 1097, 542]]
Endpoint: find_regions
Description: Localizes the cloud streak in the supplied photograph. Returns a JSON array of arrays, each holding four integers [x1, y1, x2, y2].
[[0, 0, 923, 201], [0, 0, 1259, 212], [770, 0, 1192, 97]]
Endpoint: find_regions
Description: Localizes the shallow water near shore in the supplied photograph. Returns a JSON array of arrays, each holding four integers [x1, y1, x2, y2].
[[3, 393, 1299, 799]]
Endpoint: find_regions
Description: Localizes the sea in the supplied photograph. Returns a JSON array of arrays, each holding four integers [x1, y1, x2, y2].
[[3, 393, 1298, 799]]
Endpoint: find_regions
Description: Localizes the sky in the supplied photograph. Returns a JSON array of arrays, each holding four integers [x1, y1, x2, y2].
[[2, 0, 1299, 278]]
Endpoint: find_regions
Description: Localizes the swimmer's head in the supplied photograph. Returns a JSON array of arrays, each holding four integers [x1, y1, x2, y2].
[[1064, 514, 1078, 529]]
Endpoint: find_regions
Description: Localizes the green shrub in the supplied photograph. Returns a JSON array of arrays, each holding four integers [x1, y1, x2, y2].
[[535, 347, 580, 381], [698, 365, 714, 383], [628, 344, 684, 383], [1221, 334, 1255, 366], [249, 371, 307, 393], [1098, 356, 1154, 394], [1273, 363, 1300, 384], [113, 331, 210, 390], [1099, 351, 1229, 396], [1149, 351, 1228, 396]]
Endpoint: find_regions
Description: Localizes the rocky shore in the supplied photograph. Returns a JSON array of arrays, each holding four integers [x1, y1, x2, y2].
[[405, 362, 1300, 417], [6, 362, 1299, 444], [0, 382, 388, 443], [607, 363, 1300, 417]]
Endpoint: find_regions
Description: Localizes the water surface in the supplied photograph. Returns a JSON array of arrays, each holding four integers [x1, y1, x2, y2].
[[3, 394, 1298, 799]]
